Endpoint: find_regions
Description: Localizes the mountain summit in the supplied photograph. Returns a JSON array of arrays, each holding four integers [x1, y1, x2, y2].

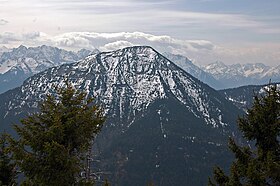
[[0, 46, 242, 185]]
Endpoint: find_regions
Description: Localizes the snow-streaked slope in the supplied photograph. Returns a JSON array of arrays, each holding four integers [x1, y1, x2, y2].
[[219, 83, 280, 111], [0, 45, 92, 93], [163, 53, 223, 89], [5, 46, 236, 128]]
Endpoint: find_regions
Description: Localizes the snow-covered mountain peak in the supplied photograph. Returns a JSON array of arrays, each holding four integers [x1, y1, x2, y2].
[[5, 46, 233, 128], [204, 61, 226, 71], [77, 46, 170, 75], [241, 63, 270, 77], [15, 44, 27, 51]]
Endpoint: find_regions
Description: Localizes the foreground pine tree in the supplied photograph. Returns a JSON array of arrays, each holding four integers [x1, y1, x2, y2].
[[209, 85, 280, 185], [0, 133, 16, 186], [9, 83, 105, 185]]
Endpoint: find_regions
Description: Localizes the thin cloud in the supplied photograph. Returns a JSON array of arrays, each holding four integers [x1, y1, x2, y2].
[[0, 19, 8, 25], [100, 40, 134, 51], [0, 32, 44, 44], [0, 0, 279, 47]]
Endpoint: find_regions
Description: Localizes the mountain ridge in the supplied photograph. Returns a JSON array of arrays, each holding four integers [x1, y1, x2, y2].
[[203, 61, 280, 89]]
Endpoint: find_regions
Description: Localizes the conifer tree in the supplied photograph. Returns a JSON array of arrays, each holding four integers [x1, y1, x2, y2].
[[103, 179, 110, 186], [209, 85, 280, 186], [0, 133, 16, 186], [9, 83, 105, 185]]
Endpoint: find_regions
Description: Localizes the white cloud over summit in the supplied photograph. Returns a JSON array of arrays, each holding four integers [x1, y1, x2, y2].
[[51, 32, 216, 52], [100, 41, 134, 51], [0, 31, 279, 66], [0, 31, 216, 52]]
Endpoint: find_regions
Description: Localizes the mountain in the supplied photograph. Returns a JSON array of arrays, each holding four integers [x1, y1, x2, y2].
[[219, 83, 280, 111], [163, 53, 223, 89], [0, 45, 92, 93], [0, 46, 243, 186], [203, 61, 279, 89], [263, 65, 280, 81], [0, 46, 10, 54]]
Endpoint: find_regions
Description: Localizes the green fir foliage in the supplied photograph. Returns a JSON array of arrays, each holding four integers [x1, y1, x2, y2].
[[9, 83, 105, 186], [0, 133, 16, 186], [103, 179, 110, 186], [209, 85, 280, 186]]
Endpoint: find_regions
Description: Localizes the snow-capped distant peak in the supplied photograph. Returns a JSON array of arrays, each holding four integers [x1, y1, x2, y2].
[[0, 45, 94, 93], [202, 62, 278, 88]]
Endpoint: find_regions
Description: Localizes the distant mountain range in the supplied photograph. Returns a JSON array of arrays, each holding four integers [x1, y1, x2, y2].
[[0, 45, 93, 93], [163, 53, 223, 89], [203, 61, 280, 89], [0, 46, 243, 186], [0, 46, 10, 54]]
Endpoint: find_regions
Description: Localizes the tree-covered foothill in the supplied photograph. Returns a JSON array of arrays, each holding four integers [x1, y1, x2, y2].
[[209, 85, 280, 185], [8, 83, 105, 185]]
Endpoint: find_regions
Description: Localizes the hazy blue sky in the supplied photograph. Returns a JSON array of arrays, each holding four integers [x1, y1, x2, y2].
[[0, 0, 279, 66]]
